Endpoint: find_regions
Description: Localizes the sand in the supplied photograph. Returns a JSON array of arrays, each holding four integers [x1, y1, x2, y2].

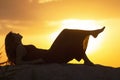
[[0, 64, 120, 80]]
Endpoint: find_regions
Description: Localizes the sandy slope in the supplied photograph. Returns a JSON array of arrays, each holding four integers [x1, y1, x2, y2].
[[0, 64, 120, 80]]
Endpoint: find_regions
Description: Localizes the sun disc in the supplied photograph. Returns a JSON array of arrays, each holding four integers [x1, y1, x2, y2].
[[61, 19, 101, 30]]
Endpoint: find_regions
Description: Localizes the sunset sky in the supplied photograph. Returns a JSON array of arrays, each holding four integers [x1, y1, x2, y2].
[[0, 0, 120, 67]]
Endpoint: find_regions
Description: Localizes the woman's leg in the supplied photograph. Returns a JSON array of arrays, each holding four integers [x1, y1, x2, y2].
[[83, 53, 94, 66], [90, 26, 105, 38], [82, 27, 105, 65], [48, 27, 105, 63]]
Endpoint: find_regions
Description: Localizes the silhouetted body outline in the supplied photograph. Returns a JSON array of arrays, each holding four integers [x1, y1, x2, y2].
[[5, 27, 105, 65], [46, 27, 105, 64]]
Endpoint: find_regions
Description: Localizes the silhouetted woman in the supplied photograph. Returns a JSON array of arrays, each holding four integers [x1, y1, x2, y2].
[[5, 27, 105, 65]]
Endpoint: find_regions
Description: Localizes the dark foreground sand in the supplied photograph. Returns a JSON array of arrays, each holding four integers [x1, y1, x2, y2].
[[0, 64, 120, 80]]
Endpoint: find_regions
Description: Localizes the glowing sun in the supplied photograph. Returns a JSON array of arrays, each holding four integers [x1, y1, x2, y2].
[[50, 19, 104, 54]]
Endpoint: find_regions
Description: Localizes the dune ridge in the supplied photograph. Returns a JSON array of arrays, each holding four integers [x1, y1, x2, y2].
[[0, 64, 120, 80]]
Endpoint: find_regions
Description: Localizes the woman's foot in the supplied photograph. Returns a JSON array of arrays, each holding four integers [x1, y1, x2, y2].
[[92, 26, 105, 38], [84, 61, 94, 66]]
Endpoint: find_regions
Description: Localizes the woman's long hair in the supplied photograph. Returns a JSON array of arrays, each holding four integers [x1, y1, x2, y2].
[[5, 32, 19, 65]]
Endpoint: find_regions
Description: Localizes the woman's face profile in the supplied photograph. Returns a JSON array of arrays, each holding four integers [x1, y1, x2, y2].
[[12, 33, 23, 42]]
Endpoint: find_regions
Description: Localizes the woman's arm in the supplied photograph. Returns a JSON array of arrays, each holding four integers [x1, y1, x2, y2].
[[16, 44, 44, 65]]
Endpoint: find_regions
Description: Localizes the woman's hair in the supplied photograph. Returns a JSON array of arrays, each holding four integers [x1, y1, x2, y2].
[[5, 32, 20, 65]]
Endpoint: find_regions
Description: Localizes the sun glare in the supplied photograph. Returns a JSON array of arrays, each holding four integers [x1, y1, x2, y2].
[[61, 19, 101, 30], [50, 19, 104, 54]]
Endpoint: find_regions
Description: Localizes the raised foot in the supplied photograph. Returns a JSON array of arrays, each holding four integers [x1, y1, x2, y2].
[[92, 26, 105, 38]]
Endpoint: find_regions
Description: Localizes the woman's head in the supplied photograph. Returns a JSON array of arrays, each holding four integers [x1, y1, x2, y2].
[[5, 32, 23, 65]]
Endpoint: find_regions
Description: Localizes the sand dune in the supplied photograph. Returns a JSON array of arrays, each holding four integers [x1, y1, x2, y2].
[[0, 64, 120, 80]]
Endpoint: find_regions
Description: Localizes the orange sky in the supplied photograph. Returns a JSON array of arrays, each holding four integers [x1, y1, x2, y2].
[[0, 0, 120, 67]]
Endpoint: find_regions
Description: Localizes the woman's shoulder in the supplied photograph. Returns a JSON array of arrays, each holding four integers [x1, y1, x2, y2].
[[17, 44, 24, 49], [16, 44, 26, 52]]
